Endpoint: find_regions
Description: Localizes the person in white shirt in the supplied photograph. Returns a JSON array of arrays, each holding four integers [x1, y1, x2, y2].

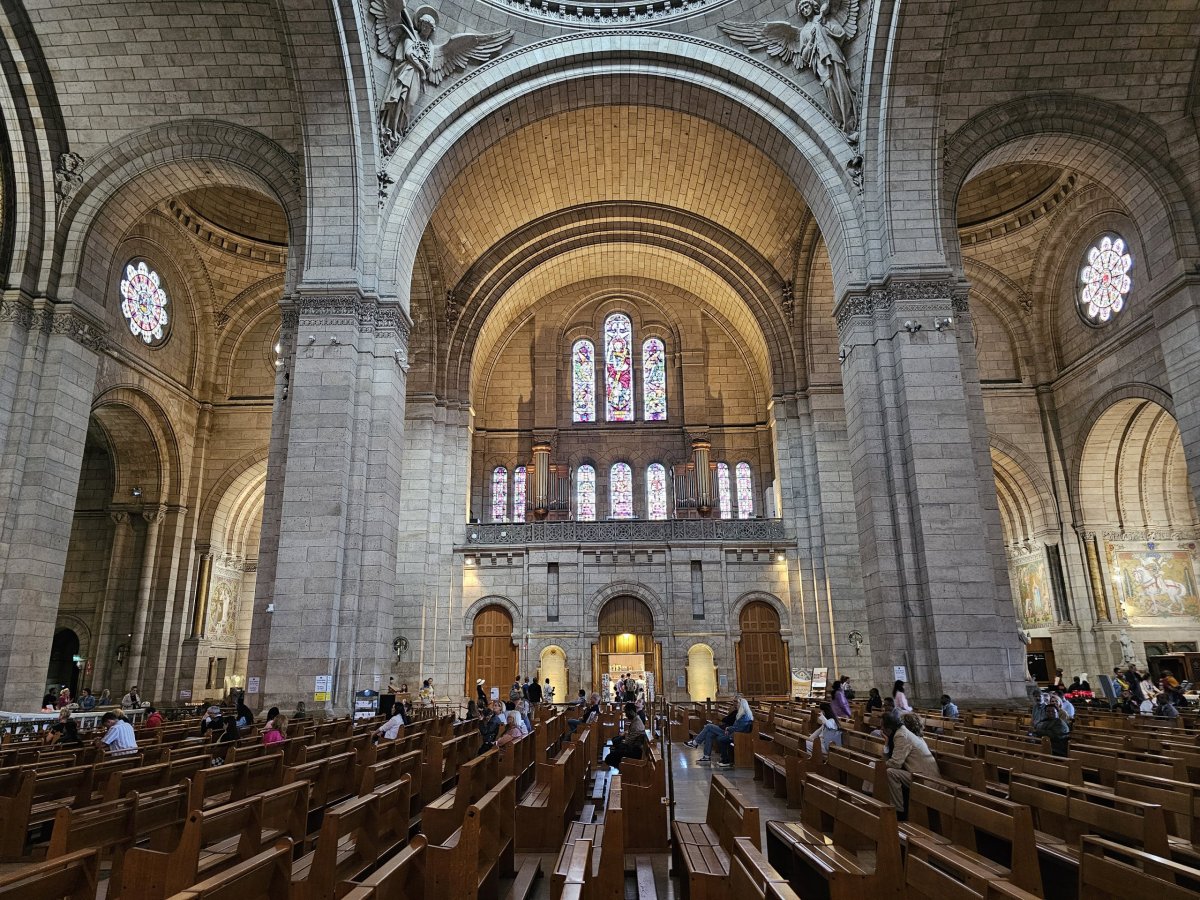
[[99, 711, 138, 756], [892, 680, 912, 713], [808, 702, 843, 753], [375, 708, 408, 741]]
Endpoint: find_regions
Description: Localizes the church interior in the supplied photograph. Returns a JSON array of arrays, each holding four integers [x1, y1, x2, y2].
[[2, 0, 1200, 897]]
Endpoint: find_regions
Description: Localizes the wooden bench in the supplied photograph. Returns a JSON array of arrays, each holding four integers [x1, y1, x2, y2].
[[426, 774, 517, 898], [0, 846, 98, 899], [671, 774, 762, 899], [0, 762, 117, 858], [553, 774, 624, 900], [729, 836, 802, 900], [119, 780, 310, 900], [339, 834, 427, 899], [284, 750, 358, 821], [1077, 834, 1200, 899], [188, 754, 285, 811], [517, 742, 581, 851], [903, 774, 1042, 895], [765, 773, 903, 900], [904, 833, 1042, 899], [983, 747, 1083, 795], [421, 730, 478, 803], [1113, 771, 1200, 867], [290, 788, 404, 900], [753, 723, 818, 808], [825, 744, 887, 799], [48, 783, 191, 897], [620, 742, 668, 852], [424, 748, 500, 844], [103, 756, 209, 802], [166, 839, 293, 900]]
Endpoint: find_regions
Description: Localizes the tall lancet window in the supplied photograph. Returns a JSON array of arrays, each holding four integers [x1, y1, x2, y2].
[[604, 314, 634, 422], [610, 462, 634, 519], [491, 467, 508, 522], [642, 338, 667, 421], [572, 340, 596, 422], [736, 462, 754, 519], [716, 462, 732, 519], [513, 466, 527, 523], [576, 465, 597, 521], [646, 463, 668, 521]]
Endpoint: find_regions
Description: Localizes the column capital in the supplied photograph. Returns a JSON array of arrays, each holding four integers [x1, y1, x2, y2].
[[1, 296, 108, 352], [834, 276, 967, 337], [109, 509, 131, 527], [142, 505, 168, 525]]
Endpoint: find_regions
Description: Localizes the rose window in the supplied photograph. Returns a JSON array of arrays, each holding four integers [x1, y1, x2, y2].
[[1079, 235, 1132, 325], [119, 261, 169, 343]]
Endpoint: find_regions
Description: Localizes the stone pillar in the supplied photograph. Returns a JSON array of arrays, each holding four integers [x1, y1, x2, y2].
[[0, 299, 104, 709], [89, 510, 133, 691], [190, 548, 214, 639], [1152, 274, 1200, 511], [248, 292, 410, 712], [836, 279, 1025, 703], [531, 442, 551, 519], [126, 505, 166, 685]]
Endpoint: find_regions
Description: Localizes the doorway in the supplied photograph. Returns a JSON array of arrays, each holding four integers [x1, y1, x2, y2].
[[736, 601, 789, 695], [46, 628, 81, 698], [467, 605, 517, 698], [594, 596, 660, 696], [1026, 637, 1056, 686]]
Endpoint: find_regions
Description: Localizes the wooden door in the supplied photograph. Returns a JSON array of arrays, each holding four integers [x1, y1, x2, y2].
[[737, 601, 789, 696], [470, 606, 516, 697]]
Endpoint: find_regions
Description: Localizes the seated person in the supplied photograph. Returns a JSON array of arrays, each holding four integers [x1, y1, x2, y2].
[[882, 712, 939, 816], [808, 702, 843, 753], [200, 705, 224, 736], [375, 706, 409, 741], [714, 696, 754, 768], [262, 714, 287, 745], [477, 700, 504, 754], [1032, 692, 1071, 756], [686, 706, 737, 760], [567, 693, 600, 734], [98, 711, 138, 756]]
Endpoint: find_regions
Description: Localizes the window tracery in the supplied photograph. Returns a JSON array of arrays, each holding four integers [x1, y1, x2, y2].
[[610, 462, 634, 518], [119, 260, 169, 344], [1079, 234, 1132, 325]]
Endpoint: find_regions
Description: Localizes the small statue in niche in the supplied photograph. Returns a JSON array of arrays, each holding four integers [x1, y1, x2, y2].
[[721, 0, 860, 143], [370, 0, 513, 155]]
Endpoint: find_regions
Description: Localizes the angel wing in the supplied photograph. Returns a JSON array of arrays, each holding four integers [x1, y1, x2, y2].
[[719, 21, 805, 68], [369, 0, 416, 56], [428, 29, 514, 85], [824, 0, 860, 41]]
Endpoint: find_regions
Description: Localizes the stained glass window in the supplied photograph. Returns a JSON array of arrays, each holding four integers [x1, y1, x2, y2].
[[736, 462, 753, 519], [646, 463, 668, 521], [604, 314, 634, 422], [513, 466, 527, 523], [576, 465, 596, 521], [610, 462, 634, 518], [119, 261, 169, 344], [491, 467, 508, 522], [1079, 234, 1132, 325], [642, 338, 667, 421], [572, 340, 596, 422], [716, 462, 732, 519]]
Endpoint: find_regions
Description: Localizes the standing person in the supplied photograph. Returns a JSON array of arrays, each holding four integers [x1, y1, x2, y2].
[[263, 714, 287, 745], [476, 678, 487, 707], [98, 711, 138, 756], [839, 675, 855, 700], [544, 678, 555, 704], [882, 712, 939, 814], [78, 689, 96, 711], [419, 679, 435, 708], [892, 680, 912, 713], [527, 677, 543, 705], [521, 677, 531, 700], [508, 679, 522, 704], [830, 680, 852, 719], [715, 695, 755, 768], [808, 702, 843, 753], [121, 685, 140, 709], [380, 677, 397, 719]]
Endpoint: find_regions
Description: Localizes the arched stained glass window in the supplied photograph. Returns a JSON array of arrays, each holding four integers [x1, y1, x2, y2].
[[576, 465, 596, 521], [491, 467, 508, 522], [642, 338, 667, 421], [572, 340, 596, 422], [736, 462, 754, 519], [513, 466, 527, 523], [716, 462, 732, 519], [604, 314, 634, 422], [610, 462, 634, 519], [1079, 234, 1132, 325], [646, 463, 668, 521]]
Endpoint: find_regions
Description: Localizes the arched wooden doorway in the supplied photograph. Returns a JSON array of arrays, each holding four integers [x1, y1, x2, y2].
[[46, 628, 81, 698], [736, 601, 789, 696], [466, 605, 517, 698], [594, 596, 660, 696]]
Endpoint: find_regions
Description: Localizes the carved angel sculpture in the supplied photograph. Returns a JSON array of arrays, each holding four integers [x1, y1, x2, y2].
[[370, 0, 513, 154], [721, 0, 860, 141]]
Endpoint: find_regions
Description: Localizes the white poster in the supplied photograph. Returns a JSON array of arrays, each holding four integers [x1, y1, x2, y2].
[[246, 677, 260, 694], [893, 665, 907, 682]]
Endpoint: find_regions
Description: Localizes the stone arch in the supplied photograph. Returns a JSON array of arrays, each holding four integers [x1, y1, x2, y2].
[[990, 442, 1058, 546], [942, 94, 1199, 287], [90, 387, 181, 505], [685, 642, 718, 702], [730, 590, 792, 635], [586, 581, 666, 632], [213, 275, 286, 398], [961, 259, 1038, 381], [52, 612, 93, 666], [461, 594, 522, 635], [379, 33, 868, 302], [52, 120, 302, 306], [1071, 383, 1177, 487]]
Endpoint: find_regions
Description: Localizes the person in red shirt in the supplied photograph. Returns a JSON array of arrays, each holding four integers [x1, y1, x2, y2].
[[143, 706, 163, 728]]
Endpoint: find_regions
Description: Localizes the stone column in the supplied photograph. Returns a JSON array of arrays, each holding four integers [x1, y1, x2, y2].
[[248, 292, 410, 712], [836, 279, 1025, 703], [0, 299, 104, 709], [1152, 274, 1200, 511], [89, 510, 133, 691], [190, 548, 214, 639], [126, 505, 166, 685]]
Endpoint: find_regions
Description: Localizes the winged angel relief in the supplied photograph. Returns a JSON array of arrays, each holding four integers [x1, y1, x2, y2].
[[721, 0, 860, 142], [371, 0, 513, 155]]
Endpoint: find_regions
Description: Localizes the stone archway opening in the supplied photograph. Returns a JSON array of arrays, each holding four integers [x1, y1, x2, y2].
[[595, 595, 659, 697], [537, 645, 569, 704], [736, 600, 790, 696], [46, 628, 81, 700], [686, 643, 718, 702]]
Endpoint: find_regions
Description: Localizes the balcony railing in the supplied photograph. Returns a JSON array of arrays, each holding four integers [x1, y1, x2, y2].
[[461, 518, 789, 547]]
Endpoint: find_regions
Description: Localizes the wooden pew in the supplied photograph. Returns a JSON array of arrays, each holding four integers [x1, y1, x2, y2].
[[0, 762, 110, 858], [983, 747, 1083, 794], [165, 839, 293, 900], [825, 744, 887, 799], [426, 774, 517, 898], [556, 838, 595, 900], [621, 742, 668, 852], [290, 788, 404, 900], [905, 833, 1043, 899], [421, 730, 477, 803], [119, 781, 310, 900], [1077, 834, 1200, 899], [753, 722, 820, 808], [103, 756, 208, 802], [553, 774, 624, 900], [729, 836, 802, 900], [902, 774, 1042, 895], [517, 742, 580, 851], [339, 834, 427, 899], [672, 773, 762, 900], [765, 774, 903, 900], [423, 749, 500, 844], [284, 750, 358, 819], [1114, 771, 1200, 867], [48, 783, 191, 897], [0, 846, 98, 899], [188, 754, 285, 811]]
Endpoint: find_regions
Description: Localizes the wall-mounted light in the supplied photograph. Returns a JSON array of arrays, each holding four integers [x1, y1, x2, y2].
[[465, 556, 476, 567], [903, 320, 922, 333], [307, 335, 316, 344], [934, 317, 954, 332], [265, 602, 275, 613], [131, 486, 142, 498], [838, 346, 849, 364], [776, 552, 785, 563]]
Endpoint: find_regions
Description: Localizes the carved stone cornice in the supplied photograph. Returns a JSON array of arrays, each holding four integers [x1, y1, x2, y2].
[[288, 294, 411, 344], [463, 518, 790, 547], [834, 279, 958, 331], [4, 298, 108, 352], [0, 297, 34, 331]]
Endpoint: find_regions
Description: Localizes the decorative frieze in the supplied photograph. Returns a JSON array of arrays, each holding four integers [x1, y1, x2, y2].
[[2, 298, 107, 352]]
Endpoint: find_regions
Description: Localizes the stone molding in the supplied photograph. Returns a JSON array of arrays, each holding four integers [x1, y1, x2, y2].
[[286, 295, 412, 345], [478, 0, 720, 28], [834, 279, 959, 332], [462, 518, 789, 546], [1, 297, 107, 352]]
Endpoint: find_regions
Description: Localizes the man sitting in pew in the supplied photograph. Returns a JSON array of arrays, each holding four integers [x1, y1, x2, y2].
[[98, 710, 138, 756], [477, 700, 504, 754], [882, 712, 938, 817], [604, 703, 647, 771], [1031, 692, 1071, 756]]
